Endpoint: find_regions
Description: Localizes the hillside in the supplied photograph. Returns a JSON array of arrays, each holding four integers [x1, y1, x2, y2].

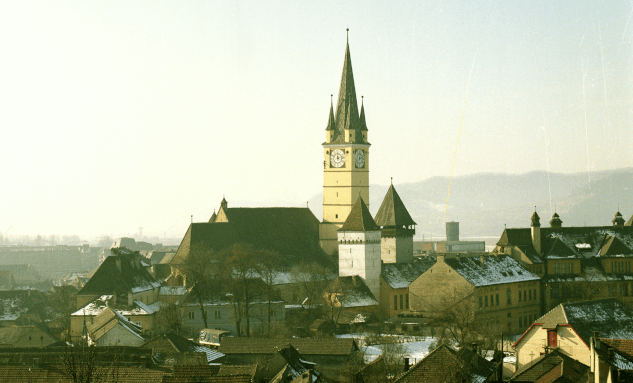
[[307, 168, 633, 241]]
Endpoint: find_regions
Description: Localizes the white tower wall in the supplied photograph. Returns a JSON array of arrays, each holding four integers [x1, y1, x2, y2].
[[338, 230, 381, 298]]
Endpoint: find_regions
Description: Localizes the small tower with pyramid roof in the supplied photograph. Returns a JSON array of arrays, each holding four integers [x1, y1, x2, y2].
[[374, 182, 416, 263], [550, 212, 562, 228], [613, 211, 626, 227], [337, 197, 381, 299], [531, 210, 541, 254]]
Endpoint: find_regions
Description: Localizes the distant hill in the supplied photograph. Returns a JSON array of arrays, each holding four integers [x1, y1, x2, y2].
[[307, 168, 633, 242]]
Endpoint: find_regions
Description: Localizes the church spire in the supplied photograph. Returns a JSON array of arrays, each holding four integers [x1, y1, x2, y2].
[[359, 96, 368, 131], [326, 94, 335, 131], [333, 34, 361, 142]]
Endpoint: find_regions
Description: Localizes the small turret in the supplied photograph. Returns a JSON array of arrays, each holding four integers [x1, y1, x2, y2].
[[221, 197, 228, 210], [550, 212, 563, 228], [531, 209, 541, 254], [613, 211, 625, 227]]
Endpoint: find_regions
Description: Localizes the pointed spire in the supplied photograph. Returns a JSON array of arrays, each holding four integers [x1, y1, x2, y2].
[[359, 96, 368, 132], [332, 35, 361, 142], [221, 197, 228, 210], [375, 184, 417, 227], [531, 209, 541, 227], [550, 212, 562, 228], [613, 211, 625, 227], [326, 94, 335, 131], [340, 197, 378, 231]]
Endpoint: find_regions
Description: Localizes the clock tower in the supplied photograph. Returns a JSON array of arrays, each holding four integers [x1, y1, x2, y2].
[[320, 36, 370, 255]]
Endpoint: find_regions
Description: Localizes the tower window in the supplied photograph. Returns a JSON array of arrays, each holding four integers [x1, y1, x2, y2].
[[336, 214, 338, 218]]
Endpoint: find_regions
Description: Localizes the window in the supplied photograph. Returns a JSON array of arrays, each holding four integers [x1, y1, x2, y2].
[[562, 285, 571, 297], [188, 311, 195, 320], [490, 294, 494, 306], [612, 262, 617, 273], [405, 294, 409, 309], [270, 308, 277, 316], [529, 314, 533, 323], [479, 297, 483, 309], [214, 310, 221, 319], [569, 263, 574, 274], [394, 295, 398, 310], [524, 315, 528, 327], [507, 312, 511, 318], [555, 263, 560, 274], [548, 330, 557, 347], [524, 290, 527, 302], [534, 288, 537, 300], [496, 294, 499, 306], [529, 290, 532, 300], [485, 296, 489, 307], [562, 263, 567, 274], [519, 316, 523, 327], [627, 262, 632, 273], [400, 295, 404, 310], [551, 284, 560, 298], [507, 288, 512, 305], [621, 262, 625, 273], [519, 291, 522, 302], [609, 284, 617, 297], [621, 284, 629, 297]]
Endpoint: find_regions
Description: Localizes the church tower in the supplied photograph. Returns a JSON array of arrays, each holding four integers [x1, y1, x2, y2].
[[320, 34, 371, 255], [338, 197, 381, 299], [374, 183, 416, 263]]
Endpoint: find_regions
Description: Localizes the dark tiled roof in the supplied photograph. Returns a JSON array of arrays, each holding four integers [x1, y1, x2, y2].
[[340, 197, 378, 232], [443, 255, 540, 287], [374, 185, 416, 228], [535, 299, 633, 344], [511, 349, 587, 382], [600, 235, 633, 256], [327, 276, 379, 307], [165, 365, 257, 383], [394, 344, 497, 383], [78, 254, 160, 297], [601, 338, 633, 359], [497, 228, 534, 247], [173, 208, 322, 265], [381, 259, 436, 289], [0, 366, 169, 383], [218, 337, 358, 356], [543, 237, 578, 258], [140, 332, 224, 363]]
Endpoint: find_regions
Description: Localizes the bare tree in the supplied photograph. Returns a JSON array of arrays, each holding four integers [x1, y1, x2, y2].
[[290, 261, 332, 313], [177, 243, 220, 329], [61, 344, 119, 383], [257, 249, 284, 336], [425, 286, 477, 347], [48, 286, 77, 340], [157, 302, 183, 335], [223, 244, 263, 337]]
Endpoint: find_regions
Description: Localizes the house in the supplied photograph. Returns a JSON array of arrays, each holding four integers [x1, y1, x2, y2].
[[0, 289, 46, 325], [409, 253, 541, 335], [76, 250, 162, 309], [0, 270, 15, 290], [380, 258, 436, 319], [590, 337, 633, 383], [87, 307, 145, 347], [259, 344, 325, 383], [70, 295, 160, 341], [513, 298, 633, 370], [0, 323, 59, 347], [218, 337, 359, 373], [157, 285, 190, 305], [140, 332, 225, 365], [493, 210, 633, 312], [163, 365, 259, 383], [0, 264, 41, 285], [324, 275, 380, 328], [393, 343, 498, 383], [180, 282, 285, 338], [510, 348, 590, 382]]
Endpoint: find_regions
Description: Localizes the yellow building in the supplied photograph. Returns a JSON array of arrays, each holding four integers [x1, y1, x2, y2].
[[320, 38, 370, 255], [409, 254, 541, 335]]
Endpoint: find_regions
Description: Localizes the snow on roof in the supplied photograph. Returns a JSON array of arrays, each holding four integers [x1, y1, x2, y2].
[[445, 255, 540, 287], [0, 298, 30, 321], [159, 286, 190, 296], [381, 258, 436, 289], [72, 295, 157, 317]]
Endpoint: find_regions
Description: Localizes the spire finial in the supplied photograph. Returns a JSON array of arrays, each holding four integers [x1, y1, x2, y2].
[[346, 28, 349, 42], [307, 201, 309, 208], [362, 95, 364, 106], [191, 214, 193, 224], [390, 177, 393, 185], [331, 94, 333, 103]]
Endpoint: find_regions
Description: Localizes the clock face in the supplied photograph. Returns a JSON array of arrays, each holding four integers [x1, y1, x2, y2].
[[355, 150, 365, 168], [330, 149, 345, 168]]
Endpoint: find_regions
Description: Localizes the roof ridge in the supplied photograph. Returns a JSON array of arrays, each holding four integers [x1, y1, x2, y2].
[[340, 197, 378, 232]]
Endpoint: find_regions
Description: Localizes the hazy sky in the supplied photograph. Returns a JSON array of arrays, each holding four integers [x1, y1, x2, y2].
[[1, 1, 632, 240]]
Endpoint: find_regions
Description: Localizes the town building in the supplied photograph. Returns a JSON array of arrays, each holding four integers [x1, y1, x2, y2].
[[379, 259, 435, 319], [393, 343, 498, 383], [493, 210, 633, 312], [591, 337, 633, 383], [87, 307, 145, 347], [409, 254, 541, 334], [140, 332, 225, 365], [513, 298, 633, 370], [0, 323, 58, 347], [374, 184, 417, 264], [510, 348, 590, 382]]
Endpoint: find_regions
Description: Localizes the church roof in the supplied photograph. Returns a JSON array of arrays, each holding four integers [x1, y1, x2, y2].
[[172, 207, 323, 265], [374, 184, 416, 227], [340, 197, 378, 232], [359, 100, 367, 131], [627, 215, 633, 226], [325, 98, 335, 131]]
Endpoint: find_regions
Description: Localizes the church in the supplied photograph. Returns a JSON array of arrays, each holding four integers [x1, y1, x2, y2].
[[169, 33, 419, 310]]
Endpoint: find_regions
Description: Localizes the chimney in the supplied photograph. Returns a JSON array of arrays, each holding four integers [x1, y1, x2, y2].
[[115, 258, 122, 273], [471, 343, 479, 368], [140, 356, 147, 368], [480, 254, 485, 264], [594, 331, 600, 350], [33, 358, 40, 368], [404, 357, 410, 371]]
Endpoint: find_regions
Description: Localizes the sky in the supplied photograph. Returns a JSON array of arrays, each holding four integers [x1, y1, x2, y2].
[[1, 0, 632, 241]]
